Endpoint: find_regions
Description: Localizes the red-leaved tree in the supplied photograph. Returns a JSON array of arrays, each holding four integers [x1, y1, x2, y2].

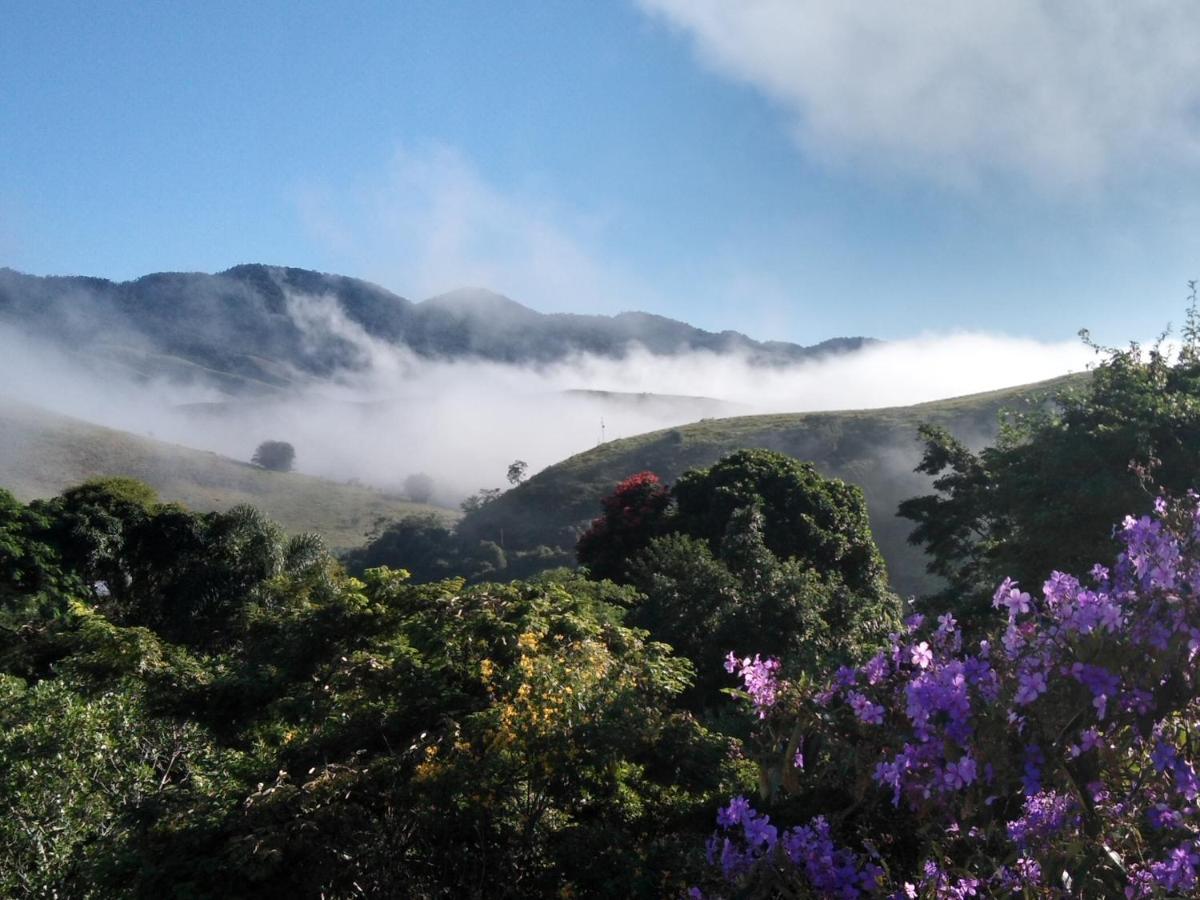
[[576, 472, 671, 582]]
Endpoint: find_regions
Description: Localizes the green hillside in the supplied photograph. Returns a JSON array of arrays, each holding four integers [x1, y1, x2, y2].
[[0, 396, 454, 549], [459, 373, 1089, 596]]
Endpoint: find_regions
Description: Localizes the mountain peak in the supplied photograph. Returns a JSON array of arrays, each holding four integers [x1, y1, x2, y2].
[[420, 287, 537, 319]]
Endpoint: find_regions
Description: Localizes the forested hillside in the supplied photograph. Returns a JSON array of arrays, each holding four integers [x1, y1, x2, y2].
[[459, 373, 1087, 596]]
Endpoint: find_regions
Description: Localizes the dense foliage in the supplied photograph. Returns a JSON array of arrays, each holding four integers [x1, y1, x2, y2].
[[343, 513, 572, 585], [0, 481, 749, 897], [696, 494, 1200, 897], [900, 327, 1200, 620], [579, 452, 901, 705], [11, 320, 1200, 897]]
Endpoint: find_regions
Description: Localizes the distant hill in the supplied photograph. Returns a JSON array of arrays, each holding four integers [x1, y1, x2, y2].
[[458, 373, 1089, 597], [0, 265, 875, 394], [0, 396, 453, 549]]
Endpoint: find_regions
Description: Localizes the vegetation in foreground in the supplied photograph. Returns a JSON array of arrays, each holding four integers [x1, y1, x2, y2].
[[5, 318, 1200, 896], [0, 477, 748, 897]]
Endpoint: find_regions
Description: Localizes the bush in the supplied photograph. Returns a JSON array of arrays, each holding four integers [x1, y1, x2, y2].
[[698, 494, 1200, 897], [579, 452, 901, 705], [576, 471, 671, 582]]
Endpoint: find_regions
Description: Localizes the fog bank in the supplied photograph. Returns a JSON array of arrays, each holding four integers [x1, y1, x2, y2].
[[0, 297, 1097, 505]]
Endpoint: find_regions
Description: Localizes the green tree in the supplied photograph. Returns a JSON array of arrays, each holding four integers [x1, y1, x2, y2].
[[460, 487, 502, 514], [252, 440, 295, 472], [343, 513, 496, 583], [899, 331, 1200, 621], [671, 449, 889, 598], [403, 471, 435, 503], [581, 450, 902, 703]]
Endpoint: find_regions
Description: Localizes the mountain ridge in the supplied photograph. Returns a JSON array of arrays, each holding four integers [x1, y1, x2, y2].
[[0, 264, 876, 394]]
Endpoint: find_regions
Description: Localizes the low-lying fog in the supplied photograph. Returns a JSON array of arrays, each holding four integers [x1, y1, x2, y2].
[[0, 294, 1098, 506]]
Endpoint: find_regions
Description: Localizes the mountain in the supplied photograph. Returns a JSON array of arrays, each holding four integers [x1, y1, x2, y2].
[[0, 265, 875, 395], [0, 396, 453, 549], [457, 373, 1088, 597]]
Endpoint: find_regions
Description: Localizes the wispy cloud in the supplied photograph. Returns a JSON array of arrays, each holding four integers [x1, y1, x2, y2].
[[296, 144, 654, 312], [637, 0, 1200, 191]]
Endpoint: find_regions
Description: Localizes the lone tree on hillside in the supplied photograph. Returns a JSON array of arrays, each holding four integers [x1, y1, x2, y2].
[[506, 460, 528, 486], [404, 472, 435, 504], [252, 440, 295, 473]]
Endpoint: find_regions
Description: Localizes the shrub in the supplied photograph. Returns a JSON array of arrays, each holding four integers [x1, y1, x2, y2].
[[699, 494, 1200, 897]]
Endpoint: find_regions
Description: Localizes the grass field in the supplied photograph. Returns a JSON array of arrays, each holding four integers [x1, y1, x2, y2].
[[0, 396, 455, 550]]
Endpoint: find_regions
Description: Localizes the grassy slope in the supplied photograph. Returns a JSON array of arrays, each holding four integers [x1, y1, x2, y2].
[[0, 397, 453, 550], [461, 374, 1088, 597]]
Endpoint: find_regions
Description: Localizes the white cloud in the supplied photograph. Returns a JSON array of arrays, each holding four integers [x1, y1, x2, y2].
[[296, 144, 653, 311], [637, 0, 1200, 190]]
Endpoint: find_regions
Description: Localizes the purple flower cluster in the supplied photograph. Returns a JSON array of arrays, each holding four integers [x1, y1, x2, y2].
[[706, 496, 1200, 896], [816, 611, 1000, 808], [1127, 842, 1200, 897], [724, 652, 782, 718], [708, 797, 884, 896], [1005, 790, 1079, 847], [901, 860, 981, 899]]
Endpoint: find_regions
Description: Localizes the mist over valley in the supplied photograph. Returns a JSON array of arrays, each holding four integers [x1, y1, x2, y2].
[[0, 264, 1094, 512]]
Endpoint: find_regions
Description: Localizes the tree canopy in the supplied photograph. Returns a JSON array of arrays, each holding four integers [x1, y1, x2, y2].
[[578, 450, 901, 705], [899, 332, 1200, 620], [0, 482, 748, 897]]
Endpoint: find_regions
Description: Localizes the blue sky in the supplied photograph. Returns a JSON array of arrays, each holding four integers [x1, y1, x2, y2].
[[4, 0, 1200, 345]]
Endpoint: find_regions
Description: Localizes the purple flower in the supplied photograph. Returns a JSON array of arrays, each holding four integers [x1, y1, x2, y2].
[[1006, 790, 1078, 847], [848, 690, 885, 725], [943, 755, 977, 790], [726, 653, 783, 717], [742, 812, 777, 850], [863, 652, 889, 684], [911, 641, 933, 669], [1014, 669, 1047, 705], [717, 795, 752, 828], [993, 578, 1032, 617]]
